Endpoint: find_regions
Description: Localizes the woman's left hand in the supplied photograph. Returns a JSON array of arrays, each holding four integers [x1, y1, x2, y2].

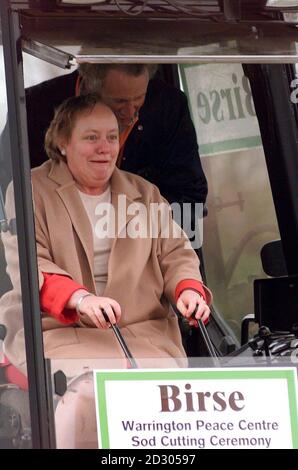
[[176, 290, 210, 326]]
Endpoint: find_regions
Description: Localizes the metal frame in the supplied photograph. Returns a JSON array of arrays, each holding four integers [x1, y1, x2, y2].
[[74, 54, 298, 64], [17, 11, 298, 65], [1, 0, 298, 449], [0, 0, 52, 448], [22, 39, 74, 69], [11, 0, 298, 19]]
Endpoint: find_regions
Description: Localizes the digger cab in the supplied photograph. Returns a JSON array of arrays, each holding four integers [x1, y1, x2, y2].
[[0, 0, 298, 449]]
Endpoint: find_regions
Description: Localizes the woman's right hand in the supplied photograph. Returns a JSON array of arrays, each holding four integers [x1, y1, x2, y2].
[[68, 290, 121, 329]]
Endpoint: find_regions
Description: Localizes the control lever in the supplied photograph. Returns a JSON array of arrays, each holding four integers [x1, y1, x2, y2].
[[258, 326, 271, 357], [191, 305, 219, 364], [102, 309, 137, 369]]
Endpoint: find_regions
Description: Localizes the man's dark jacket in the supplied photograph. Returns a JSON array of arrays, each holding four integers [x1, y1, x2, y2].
[[1, 71, 207, 205]]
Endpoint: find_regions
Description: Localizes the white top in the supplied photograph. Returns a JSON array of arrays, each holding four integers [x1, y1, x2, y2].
[[78, 186, 113, 296]]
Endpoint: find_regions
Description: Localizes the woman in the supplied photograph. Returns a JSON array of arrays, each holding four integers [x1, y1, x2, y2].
[[33, 93, 211, 447], [35, 93, 211, 359]]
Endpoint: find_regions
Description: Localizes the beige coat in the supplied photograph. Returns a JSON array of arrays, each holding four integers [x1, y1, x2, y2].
[[1, 159, 209, 369]]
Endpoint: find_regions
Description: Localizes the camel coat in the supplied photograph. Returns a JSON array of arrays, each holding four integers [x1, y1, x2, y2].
[[1, 159, 208, 369]]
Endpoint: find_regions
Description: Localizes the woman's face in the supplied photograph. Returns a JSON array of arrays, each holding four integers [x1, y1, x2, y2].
[[63, 103, 119, 195]]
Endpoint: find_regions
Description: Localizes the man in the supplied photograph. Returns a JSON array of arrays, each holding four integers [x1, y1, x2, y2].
[[1, 64, 207, 208]]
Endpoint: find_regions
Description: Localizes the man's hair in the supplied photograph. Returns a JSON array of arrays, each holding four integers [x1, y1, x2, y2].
[[45, 93, 110, 161], [78, 63, 157, 95]]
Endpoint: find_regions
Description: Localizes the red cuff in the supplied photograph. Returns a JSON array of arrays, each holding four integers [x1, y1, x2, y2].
[[175, 279, 210, 304], [40, 273, 87, 325], [5, 364, 28, 391]]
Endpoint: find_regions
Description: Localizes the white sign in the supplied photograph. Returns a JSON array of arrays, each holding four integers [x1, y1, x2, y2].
[[180, 64, 262, 156], [94, 367, 298, 449]]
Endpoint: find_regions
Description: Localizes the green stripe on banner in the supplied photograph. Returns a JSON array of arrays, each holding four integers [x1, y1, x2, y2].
[[200, 135, 262, 155]]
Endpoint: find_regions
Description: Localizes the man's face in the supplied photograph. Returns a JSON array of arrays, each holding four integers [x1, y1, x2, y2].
[[100, 68, 150, 130]]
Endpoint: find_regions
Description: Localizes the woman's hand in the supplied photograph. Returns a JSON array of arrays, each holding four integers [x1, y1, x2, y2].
[[68, 290, 121, 329], [176, 290, 210, 326], [78, 295, 121, 329]]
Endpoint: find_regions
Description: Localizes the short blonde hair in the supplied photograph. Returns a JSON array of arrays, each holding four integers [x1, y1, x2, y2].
[[45, 93, 107, 161]]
